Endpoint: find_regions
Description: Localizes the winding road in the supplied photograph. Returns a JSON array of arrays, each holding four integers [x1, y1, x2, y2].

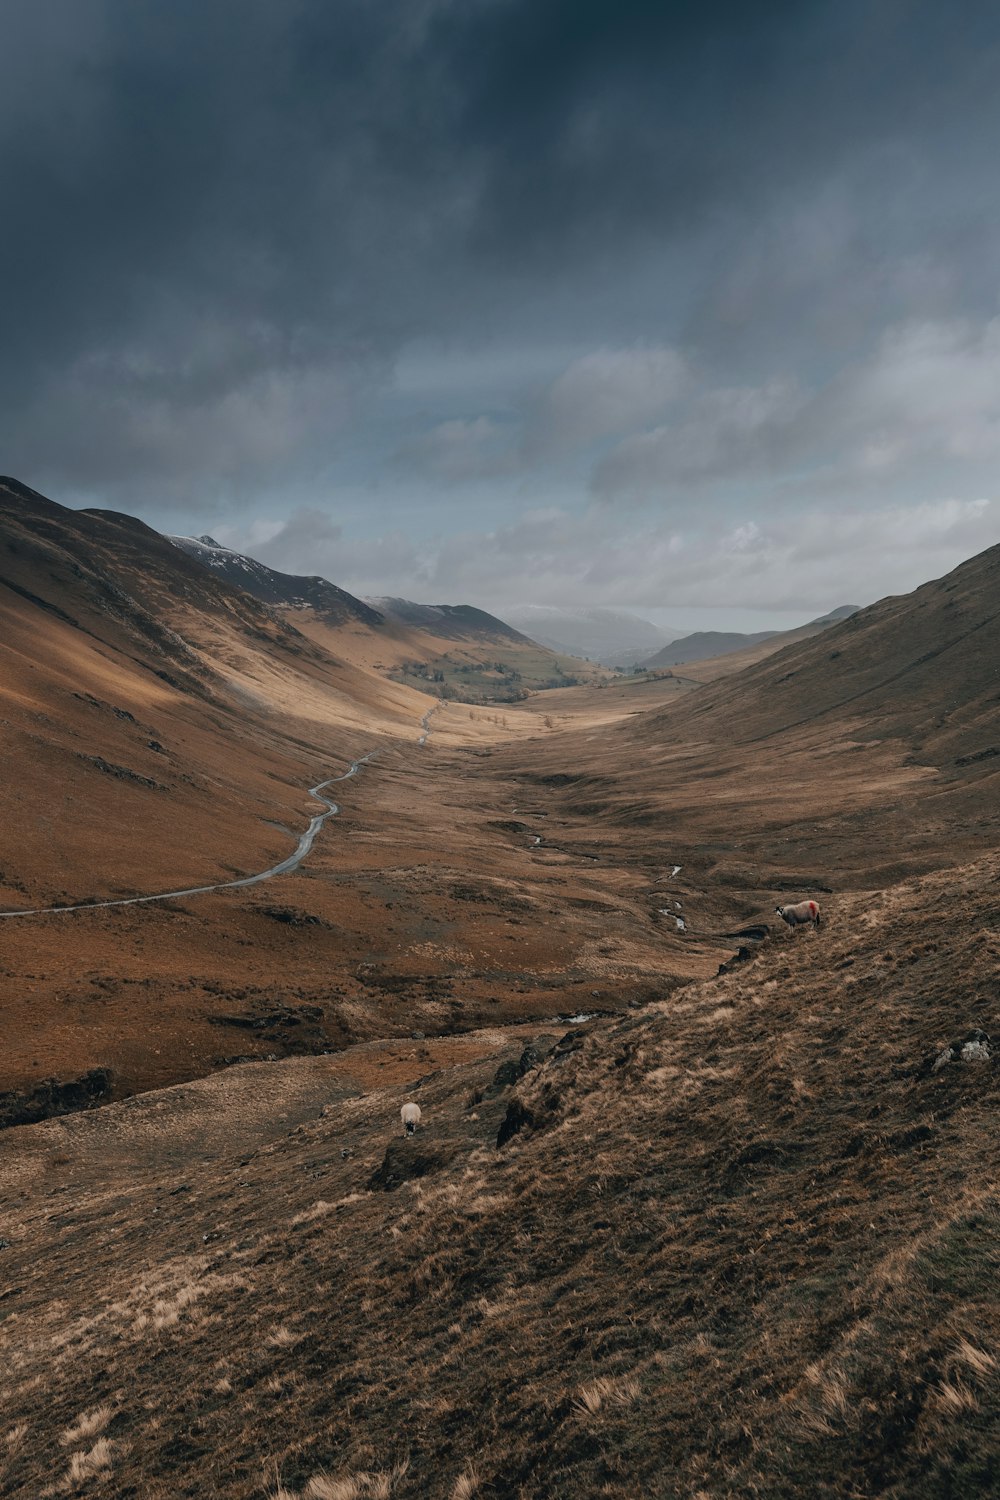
[[417, 704, 440, 746], [0, 753, 377, 921]]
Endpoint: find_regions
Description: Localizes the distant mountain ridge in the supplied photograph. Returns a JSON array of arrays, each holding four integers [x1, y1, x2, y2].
[[168, 531, 573, 698], [640, 605, 859, 668], [503, 605, 674, 665], [367, 596, 534, 644], [170, 534, 383, 628], [168, 537, 536, 650]]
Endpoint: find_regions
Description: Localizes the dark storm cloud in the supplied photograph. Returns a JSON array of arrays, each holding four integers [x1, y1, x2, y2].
[[442, 0, 1000, 273], [2, 0, 1000, 503], [1, 0, 468, 495]]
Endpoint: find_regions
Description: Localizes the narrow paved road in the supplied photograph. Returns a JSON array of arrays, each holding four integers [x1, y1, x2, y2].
[[0, 753, 377, 921]]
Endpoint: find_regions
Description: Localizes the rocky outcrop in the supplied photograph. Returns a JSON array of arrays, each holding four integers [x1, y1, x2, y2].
[[0, 1068, 113, 1130]]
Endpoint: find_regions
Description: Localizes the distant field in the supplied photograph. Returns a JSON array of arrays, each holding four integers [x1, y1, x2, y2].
[[390, 643, 601, 702]]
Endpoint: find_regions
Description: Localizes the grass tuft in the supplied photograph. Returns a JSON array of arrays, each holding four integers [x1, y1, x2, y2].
[[67, 1437, 114, 1484], [267, 1324, 302, 1348], [930, 1378, 980, 1415], [951, 1337, 997, 1378], [60, 1404, 113, 1447], [451, 1466, 480, 1499], [302, 1459, 410, 1499], [574, 1374, 641, 1417]]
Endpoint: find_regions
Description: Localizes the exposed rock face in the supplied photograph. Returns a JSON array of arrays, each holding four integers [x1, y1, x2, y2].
[[0, 1068, 113, 1129], [367, 1141, 455, 1192], [485, 1040, 551, 1099], [718, 945, 755, 976], [496, 1097, 536, 1149]]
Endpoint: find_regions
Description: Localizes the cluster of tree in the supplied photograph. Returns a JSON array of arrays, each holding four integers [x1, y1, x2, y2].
[[452, 660, 522, 679]]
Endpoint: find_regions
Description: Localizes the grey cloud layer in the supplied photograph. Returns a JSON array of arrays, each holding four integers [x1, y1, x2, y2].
[[3, 0, 999, 619], [245, 495, 995, 617]]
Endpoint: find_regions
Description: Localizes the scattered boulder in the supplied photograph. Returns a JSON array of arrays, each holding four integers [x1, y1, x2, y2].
[[484, 1039, 554, 1099], [517, 1041, 546, 1074], [549, 1030, 586, 1065], [490, 1059, 521, 1091], [929, 1029, 991, 1075], [257, 905, 323, 927]]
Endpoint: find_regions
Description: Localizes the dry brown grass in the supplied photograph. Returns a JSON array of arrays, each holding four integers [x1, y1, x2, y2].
[[295, 1460, 411, 1499], [60, 1404, 113, 1446], [573, 1374, 642, 1417], [267, 1325, 302, 1349], [450, 1467, 479, 1500], [291, 1200, 336, 1226], [951, 1337, 997, 1378], [794, 1362, 854, 1438], [929, 1378, 980, 1416], [66, 1437, 114, 1485]]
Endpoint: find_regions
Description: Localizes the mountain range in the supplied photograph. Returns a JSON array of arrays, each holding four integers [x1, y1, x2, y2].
[[171, 533, 384, 626]]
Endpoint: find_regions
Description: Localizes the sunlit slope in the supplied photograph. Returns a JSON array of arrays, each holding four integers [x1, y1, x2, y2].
[[659, 543, 1000, 762], [496, 542, 1000, 896], [0, 478, 434, 907]]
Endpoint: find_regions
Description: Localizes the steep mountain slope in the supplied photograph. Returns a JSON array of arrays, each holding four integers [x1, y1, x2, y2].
[[0, 478, 430, 885], [171, 533, 383, 626], [1, 848, 996, 1500], [659, 553, 999, 764]]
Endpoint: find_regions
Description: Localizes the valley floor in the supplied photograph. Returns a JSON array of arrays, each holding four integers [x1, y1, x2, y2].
[[0, 680, 722, 1108]]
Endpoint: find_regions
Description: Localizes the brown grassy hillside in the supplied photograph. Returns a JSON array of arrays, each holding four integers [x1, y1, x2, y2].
[[0, 851, 996, 1498], [496, 542, 1000, 904], [0, 476, 437, 903], [665, 541, 1000, 763]]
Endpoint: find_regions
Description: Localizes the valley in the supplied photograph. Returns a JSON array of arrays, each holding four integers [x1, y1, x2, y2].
[[1, 480, 998, 1498]]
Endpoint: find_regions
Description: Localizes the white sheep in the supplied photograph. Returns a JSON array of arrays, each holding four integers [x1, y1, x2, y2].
[[776, 899, 821, 929], [400, 1102, 422, 1136]]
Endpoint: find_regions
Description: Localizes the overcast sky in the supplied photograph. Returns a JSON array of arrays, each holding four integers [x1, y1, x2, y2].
[[4, 0, 1000, 629]]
